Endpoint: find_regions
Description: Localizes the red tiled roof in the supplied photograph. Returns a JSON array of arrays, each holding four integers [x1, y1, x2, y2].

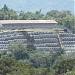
[[0, 20, 57, 24]]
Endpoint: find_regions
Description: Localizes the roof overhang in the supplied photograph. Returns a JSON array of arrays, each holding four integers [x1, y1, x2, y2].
[[0, 20, 57, 24]]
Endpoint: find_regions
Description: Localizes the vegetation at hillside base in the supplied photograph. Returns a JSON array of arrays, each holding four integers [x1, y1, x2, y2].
[[0, 41, 75, 75]]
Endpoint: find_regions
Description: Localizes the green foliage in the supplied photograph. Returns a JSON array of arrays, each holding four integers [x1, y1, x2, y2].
[[53, 58, 75, 74], [0, 4, 18, 20], [29, 51, 51, 68], [8, 39, 37, 59], [26, 44, 36, 51], [28, 50, 64, 68], [19, 11, 35, 20], [0, 57, 52, 75], [0, 44, 75, 75], [65, 70, 75, 75], [0, 57, 17, 75], [0, 57, 33, 75], [57, 15, 75, 33], [8, 41, 29, 60]]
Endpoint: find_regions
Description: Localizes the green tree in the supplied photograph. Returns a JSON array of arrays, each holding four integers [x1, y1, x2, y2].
[[34, 10, 44, 20], [0, 57, 17, 75], [53, 58, 75, 74], [65, 70, 75, 75], [0, 4, 18, 20], [29, 51, 54, 68], [26, 44, 36, 51], [0, 57, 52, 75], [8, 41, 29, 60]]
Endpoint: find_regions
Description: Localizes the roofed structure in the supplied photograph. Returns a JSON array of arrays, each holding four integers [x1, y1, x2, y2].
[[0, 20, 75, 51], [0, 20, 57, 24]]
